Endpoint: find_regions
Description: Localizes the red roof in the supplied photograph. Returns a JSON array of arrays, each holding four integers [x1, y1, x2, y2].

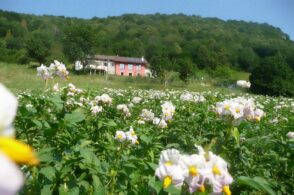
[[89, 54, 149, 65]]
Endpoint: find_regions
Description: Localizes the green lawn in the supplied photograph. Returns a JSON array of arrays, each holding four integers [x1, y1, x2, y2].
[[0, 62, 250, 93]]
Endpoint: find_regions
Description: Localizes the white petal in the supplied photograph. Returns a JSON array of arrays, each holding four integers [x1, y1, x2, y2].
[[0, 153, 24, 195]]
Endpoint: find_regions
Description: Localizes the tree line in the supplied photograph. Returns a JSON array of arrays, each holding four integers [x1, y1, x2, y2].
[[0, 10, 294, 96]]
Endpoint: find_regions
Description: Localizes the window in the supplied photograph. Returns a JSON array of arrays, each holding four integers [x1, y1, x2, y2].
[[121, 72, 124, 76], [128, 64, 133, 70], [137, 64, 141, 70], [120, 64, 125, 70], [129, 73, 132, 76], [104, 62, 107, 66]]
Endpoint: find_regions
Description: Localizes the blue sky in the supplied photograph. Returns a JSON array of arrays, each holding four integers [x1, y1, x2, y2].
[[1, 0, 293, 40]]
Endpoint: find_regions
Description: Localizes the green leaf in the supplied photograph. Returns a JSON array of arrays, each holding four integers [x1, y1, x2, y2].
[[106, 120, 117, 127], [231, 127, 240, 146], [40, 166, 56, 181], [147, 162, 158, 171], [140, 135, 151, 144], [164, 185, 182, 195], [64, 109, 85, 124], [237, 176, 276, 195], [148, 177, 162, 194], [41, 184, 52, 195]]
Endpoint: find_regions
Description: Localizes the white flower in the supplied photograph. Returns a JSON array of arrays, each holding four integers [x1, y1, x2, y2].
[[115, 131, 126, 142], [53, 83, 59, 92], [90, 106, 103, 115], [140, 109, 155, 122], [0, 153, 24, 195], [95, 94, 112, 105], [125, 127, 139, 145], [287, 132, 294, 138], [159, 149, 181, 166], [153, 117, 167, 128], [0, 84, 17, 136], [49, 60, 69, 79], [117, 104, 131, 117], [132, 97, 142, 104], [179, 154, 206, 193], [36, 64, 52, 80], [161, 101, 175, 121], [180, 93, 194, 102], [155, 164, 184, 189]]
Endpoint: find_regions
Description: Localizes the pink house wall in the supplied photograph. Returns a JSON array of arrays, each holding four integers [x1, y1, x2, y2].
[[115, 63, 146, 77]]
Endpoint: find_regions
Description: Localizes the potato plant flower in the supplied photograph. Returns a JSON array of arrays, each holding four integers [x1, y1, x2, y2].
[[155, 147, 233, 194], [0, 84, 39, 194]]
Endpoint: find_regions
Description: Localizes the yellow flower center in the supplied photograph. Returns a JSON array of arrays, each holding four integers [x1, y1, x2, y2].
[[212, 165, 221, 175], [163, 176, 172, 188], [0, 137, 39, 165], [199, 184, 205, 192], [223, 185, 231, 195], [236, 108, 240, 113], [255, 116, 260, 121], [164, 161, 173, 166], [189, 166, 198, 177], [117, 134, 123, 140], [224, 105, 230, 110]]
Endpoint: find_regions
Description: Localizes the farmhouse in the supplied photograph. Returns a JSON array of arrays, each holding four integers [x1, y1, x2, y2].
[[83, 54, 151, 77]]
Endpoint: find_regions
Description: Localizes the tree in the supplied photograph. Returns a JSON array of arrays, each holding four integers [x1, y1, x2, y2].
[[250, 55, 294, 96], [26, 32, 52, 63], [63, 24, 96, 62]]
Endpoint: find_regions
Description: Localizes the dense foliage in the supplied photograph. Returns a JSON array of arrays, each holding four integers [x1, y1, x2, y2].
[[15, 84, 294, 194], [1, 10, 294, 95]]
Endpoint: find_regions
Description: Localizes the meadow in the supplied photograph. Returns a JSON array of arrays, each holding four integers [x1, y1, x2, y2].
[[0, 62, 249, 93]]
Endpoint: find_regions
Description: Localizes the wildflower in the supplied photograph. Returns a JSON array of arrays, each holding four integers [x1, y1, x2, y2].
[[53, 83, 59, 92], [132, 97, 142, 104], [37, 64, 52, 80], [153, 117, 167, 128], [0, 84, 39, 194], [140, 109, 155, 122], [115, 131, 126, 142], [125, 127, 139, 144], [155, 164, 184, 189], [0, 84, 18, 135], [117, 104, 131, 117], [161, 101, 175, 121], [90, 105, 103, 115], [287, 132, 294, 138], [95, 94, 112, 105], [159, 149, 181, 166]]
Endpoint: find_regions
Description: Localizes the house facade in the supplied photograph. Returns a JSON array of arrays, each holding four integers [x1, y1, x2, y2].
[[85, 55, 150, 77]]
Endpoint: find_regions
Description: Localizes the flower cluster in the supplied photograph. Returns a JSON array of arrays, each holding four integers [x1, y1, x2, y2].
[[139, 109, 155, 122], [95, 94, 112, 105], [180, 93, 205, 102], [155, 147, 233, 194], [161, 101, 175, 121], [236, 80, 251, 89], [117, 104, 131, 117], [114, 127, 139, 145], [287, 132, 294, 138], [215, 97, 265, 124], [0, 84, 39, 194], [37, 60, 69, 81], [90, 105, 103, 115], [132, 96, 142, 104]]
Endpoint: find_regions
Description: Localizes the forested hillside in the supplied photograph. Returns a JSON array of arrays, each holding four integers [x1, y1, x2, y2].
[[1, 9, 294, 95]]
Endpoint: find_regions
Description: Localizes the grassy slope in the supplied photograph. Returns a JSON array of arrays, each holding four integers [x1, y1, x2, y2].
[[0, 62, 250, 93]]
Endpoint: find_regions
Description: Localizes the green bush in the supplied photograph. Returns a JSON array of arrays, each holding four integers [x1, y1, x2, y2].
[[250, 55, 294, 96]]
